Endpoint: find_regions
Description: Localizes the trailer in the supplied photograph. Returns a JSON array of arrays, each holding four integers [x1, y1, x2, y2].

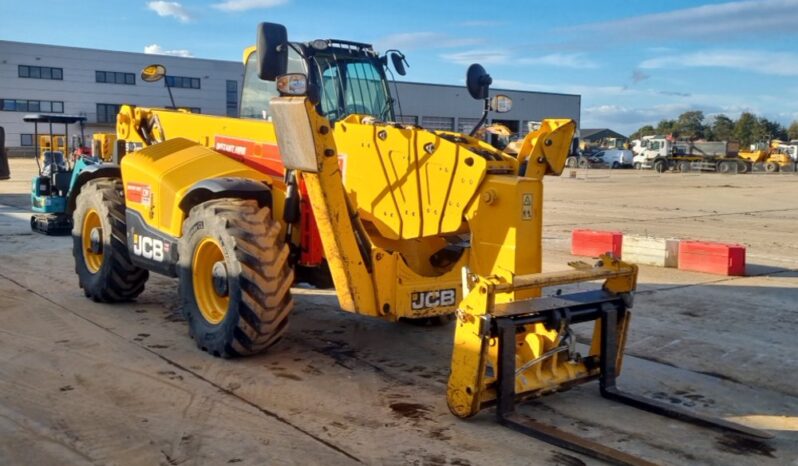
[[635, 138, 747, 173]]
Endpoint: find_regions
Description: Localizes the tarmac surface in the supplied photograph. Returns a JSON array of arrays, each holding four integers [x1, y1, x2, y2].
[[1, 159, 796, 466]]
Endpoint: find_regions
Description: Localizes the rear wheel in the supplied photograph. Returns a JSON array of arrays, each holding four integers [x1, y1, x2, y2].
[[677, 161, 691, 173], [611, 161, 620, 169], [577, 158, 589, 168], [178, 198, 294, 358], [565, 156, 578, 168], [72, 178, 148, 302], [718, 161, 733, 174], [653, 159, 667, 173]]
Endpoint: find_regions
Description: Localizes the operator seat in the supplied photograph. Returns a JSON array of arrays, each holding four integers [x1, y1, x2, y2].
[[41, 151, 67, 177]]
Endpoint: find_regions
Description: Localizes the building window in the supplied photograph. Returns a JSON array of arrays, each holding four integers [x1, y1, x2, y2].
[[226, 80, 238, 117], [421, 116, 454, 131], [20, 134, 34, 146], [18, 65, 63, 80], [0, 98, 64, 113], [457, 118, 481, 134], [96, 70, 136, 85], [97, 103, 121, 124], [165, 75, 200, 89]]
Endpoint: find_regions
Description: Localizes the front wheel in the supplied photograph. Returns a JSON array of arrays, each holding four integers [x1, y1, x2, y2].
[[565, 156, 578, 168], [765, 161, 779, 173], [72, 178, 148, 302], [178, 198, 294, 358]]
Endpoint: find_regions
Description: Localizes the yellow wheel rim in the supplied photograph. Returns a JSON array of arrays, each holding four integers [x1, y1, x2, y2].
[[81, 209, 103, 273], [192, 238, 229, 325]]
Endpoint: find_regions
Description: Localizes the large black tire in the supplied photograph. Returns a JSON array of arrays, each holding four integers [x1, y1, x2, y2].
[[72, 178, 148, 302], [653, 159, 667, 173], [765, 161, 779, 173], [178, 199, 294, 358]]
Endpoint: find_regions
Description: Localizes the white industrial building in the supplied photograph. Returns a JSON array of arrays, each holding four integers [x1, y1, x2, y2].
[[0, 41, 242, 155], [0, 40, 580, 155]]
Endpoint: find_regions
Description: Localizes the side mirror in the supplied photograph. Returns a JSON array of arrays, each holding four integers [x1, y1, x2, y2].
[[466, 63, 492, 100], [390, 52, 406, 76], [257, 22, 288, 81], [490, 95, 512, 113], [141, 64, 166, 83]]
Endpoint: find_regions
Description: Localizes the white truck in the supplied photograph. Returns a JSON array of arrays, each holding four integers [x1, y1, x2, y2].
[[633, 138, 746, 173]]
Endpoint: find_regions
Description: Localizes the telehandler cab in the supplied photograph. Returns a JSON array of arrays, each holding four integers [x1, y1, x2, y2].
[[67, 22, 770, 465]]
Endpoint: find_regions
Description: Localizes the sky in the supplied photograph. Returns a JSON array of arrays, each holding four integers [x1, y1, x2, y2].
[[3, 0, 798, 135]]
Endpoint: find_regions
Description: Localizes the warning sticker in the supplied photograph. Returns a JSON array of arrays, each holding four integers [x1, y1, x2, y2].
[[521, 193, 533, 220], [127, 183, 152, 206]]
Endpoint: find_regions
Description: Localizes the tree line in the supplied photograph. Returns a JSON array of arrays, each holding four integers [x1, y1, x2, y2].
[[629, 111, 798, 147]]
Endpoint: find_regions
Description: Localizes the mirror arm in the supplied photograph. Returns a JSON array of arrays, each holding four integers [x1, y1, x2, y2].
[[469, 98, 490, 137]]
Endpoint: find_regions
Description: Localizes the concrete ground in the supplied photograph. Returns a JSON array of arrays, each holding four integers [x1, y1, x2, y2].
[[0, 159, 796, 466]]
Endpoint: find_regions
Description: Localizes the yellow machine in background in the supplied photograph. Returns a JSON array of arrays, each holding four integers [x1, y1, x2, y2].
[[65, 22, 769, 465], [38, 134, 67, 157], [91, 133, 116, 162], [738, 140, 798, 172]]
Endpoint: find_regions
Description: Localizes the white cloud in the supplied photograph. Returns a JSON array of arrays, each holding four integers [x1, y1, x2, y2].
[[491, 79, 631, 97], [376, 32, 482, 51], [146, 1, 192, 22], [441, 51, 598, 69], [458, 20, 504, 27], [640, 49, 798, 77], [144, 44, 193, 57], [517, 53, 598, 69], [440, 49, 510, 65], [212, 0, 288, 12], [569, 0, 798, 40]]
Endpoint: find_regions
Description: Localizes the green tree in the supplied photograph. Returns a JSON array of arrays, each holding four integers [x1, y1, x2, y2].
[[733, 112, 758, 146], [788, 121, 798, 140], [630, 124, 656, 140], [757, 117, 787, 141], [656, 119, 677, 137], [675, 110, 706, 140], [710, 115, 735, 141]]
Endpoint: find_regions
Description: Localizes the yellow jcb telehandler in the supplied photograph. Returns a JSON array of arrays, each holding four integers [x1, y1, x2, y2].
[[65, 22, 770, 465]]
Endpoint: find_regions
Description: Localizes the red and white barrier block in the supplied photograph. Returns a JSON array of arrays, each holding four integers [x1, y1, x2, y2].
[[571, 229, 623, 258], [678, 241, 746, 276], [570, 229, 748, 276], [621, 235, 679, 268]]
